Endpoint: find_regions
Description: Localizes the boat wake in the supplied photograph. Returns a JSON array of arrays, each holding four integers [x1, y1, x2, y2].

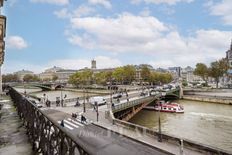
[[190, 112, 232, 121]]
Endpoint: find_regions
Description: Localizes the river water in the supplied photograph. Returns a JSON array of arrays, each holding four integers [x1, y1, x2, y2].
[[129, 100, 232, 152]]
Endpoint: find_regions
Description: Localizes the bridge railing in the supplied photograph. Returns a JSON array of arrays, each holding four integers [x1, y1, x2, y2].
[[112, 95, 159, 113], [50, 97, 84, 105], [7, 86, 93, 155]]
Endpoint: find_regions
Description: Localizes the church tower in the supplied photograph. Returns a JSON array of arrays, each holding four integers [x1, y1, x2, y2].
[[226, 40, 232, 68], [91, 59, 96, 69], [226, 40, 232, 86]]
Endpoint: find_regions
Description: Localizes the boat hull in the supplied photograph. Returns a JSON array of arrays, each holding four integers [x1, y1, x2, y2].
[[143, 105, 184, 113]]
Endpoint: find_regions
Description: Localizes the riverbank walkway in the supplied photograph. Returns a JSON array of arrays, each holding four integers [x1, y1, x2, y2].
[[0, 95, 32, 155]]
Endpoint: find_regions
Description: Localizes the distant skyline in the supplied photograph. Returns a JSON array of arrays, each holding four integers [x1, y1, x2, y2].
[[3, 0, 232, 74]]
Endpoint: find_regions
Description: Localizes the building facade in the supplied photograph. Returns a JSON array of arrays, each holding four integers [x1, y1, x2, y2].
[[39, 66, 77, 82], [0, 0, 6, 92], [56, 69, 77, 83], [226, 40, 232, 85], [14, 69, 34, 81], [39, 66, 63, 81]]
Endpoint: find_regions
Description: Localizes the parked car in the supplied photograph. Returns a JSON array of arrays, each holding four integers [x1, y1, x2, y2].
[[140, 92, 146, 96], [112, 93, 122, 99], [89, 96, 106, 106]]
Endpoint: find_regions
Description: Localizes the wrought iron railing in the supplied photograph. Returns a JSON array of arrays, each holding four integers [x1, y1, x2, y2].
[[8, 86, 92, 155]]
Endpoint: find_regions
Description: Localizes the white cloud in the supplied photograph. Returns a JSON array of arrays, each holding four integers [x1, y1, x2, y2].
[[66, 13, 232, 68], [208, 0, 232, 25], [69, 13, 168, 52], [72, 5, 95, 17], [88, 0, 112, 9], [54, 5, 95, 19], [49, 59, 90, 69], [149, 60, 175, 68], [6, 36, 28, 50], [94, 56, 122, 68], [130, 0, 194, 5], [30, 0, 69, 5], [54, 8, 70, 19]]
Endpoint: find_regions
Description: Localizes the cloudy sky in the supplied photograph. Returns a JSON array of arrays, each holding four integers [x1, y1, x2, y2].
[[3, 0, 232, 73]]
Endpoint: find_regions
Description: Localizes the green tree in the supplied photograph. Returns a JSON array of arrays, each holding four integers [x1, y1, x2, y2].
[[2, 74, 19, 83], [112, 67, 124, 84], [68, 73, 80, 86], [123, 65, 136, 84], [150, 72, 173, 84], [23, 74, 40, 82], [194, 63, 209, 84], [141, 65, 151, 83], [94, 71, 112, 85], [150, 72, 159, 84], [68, 69, 93, 87], [159, 73, 173, 84], [52, 75, 58, 82], [209, 58, 228, 88]]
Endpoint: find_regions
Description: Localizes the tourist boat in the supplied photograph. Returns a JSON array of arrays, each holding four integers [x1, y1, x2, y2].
[[153, 101, 184, 113]]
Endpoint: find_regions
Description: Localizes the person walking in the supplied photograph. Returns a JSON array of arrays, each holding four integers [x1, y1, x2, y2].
[[60, 120, 64, 127], [81, 115, 87, 124], [61, 99, 64, 107]]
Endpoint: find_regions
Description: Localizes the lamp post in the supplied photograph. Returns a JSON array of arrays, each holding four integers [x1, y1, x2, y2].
[[24, 85, 26, 97], [60, 85, 63, 107], [110, 78, 112, 110], [158, 96, 162, 142], [95, 101, 99, 122], [83, 88, 86, 113]]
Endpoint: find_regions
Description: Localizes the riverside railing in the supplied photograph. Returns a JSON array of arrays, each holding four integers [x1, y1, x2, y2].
[[8, 86, 92, 155]]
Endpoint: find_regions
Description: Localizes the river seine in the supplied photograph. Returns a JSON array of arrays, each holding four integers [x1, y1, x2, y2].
[[129, 100, 232, 153]]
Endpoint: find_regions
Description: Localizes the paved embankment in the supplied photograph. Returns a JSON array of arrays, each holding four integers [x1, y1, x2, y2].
[[0, 96, 33, 155], [183, 89, 232, 104], [183, 95, 232, 105]]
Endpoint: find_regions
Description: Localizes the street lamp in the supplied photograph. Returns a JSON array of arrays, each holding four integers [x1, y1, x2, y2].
[[60, 85, 64, 107], [110, 78, 113, 109], [83, 88, 86, 113], [95, 101, 99, 122], [158, 95, 162, 142]]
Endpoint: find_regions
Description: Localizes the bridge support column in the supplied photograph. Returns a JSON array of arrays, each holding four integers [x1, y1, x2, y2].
[[179, 80, 183, 99]]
